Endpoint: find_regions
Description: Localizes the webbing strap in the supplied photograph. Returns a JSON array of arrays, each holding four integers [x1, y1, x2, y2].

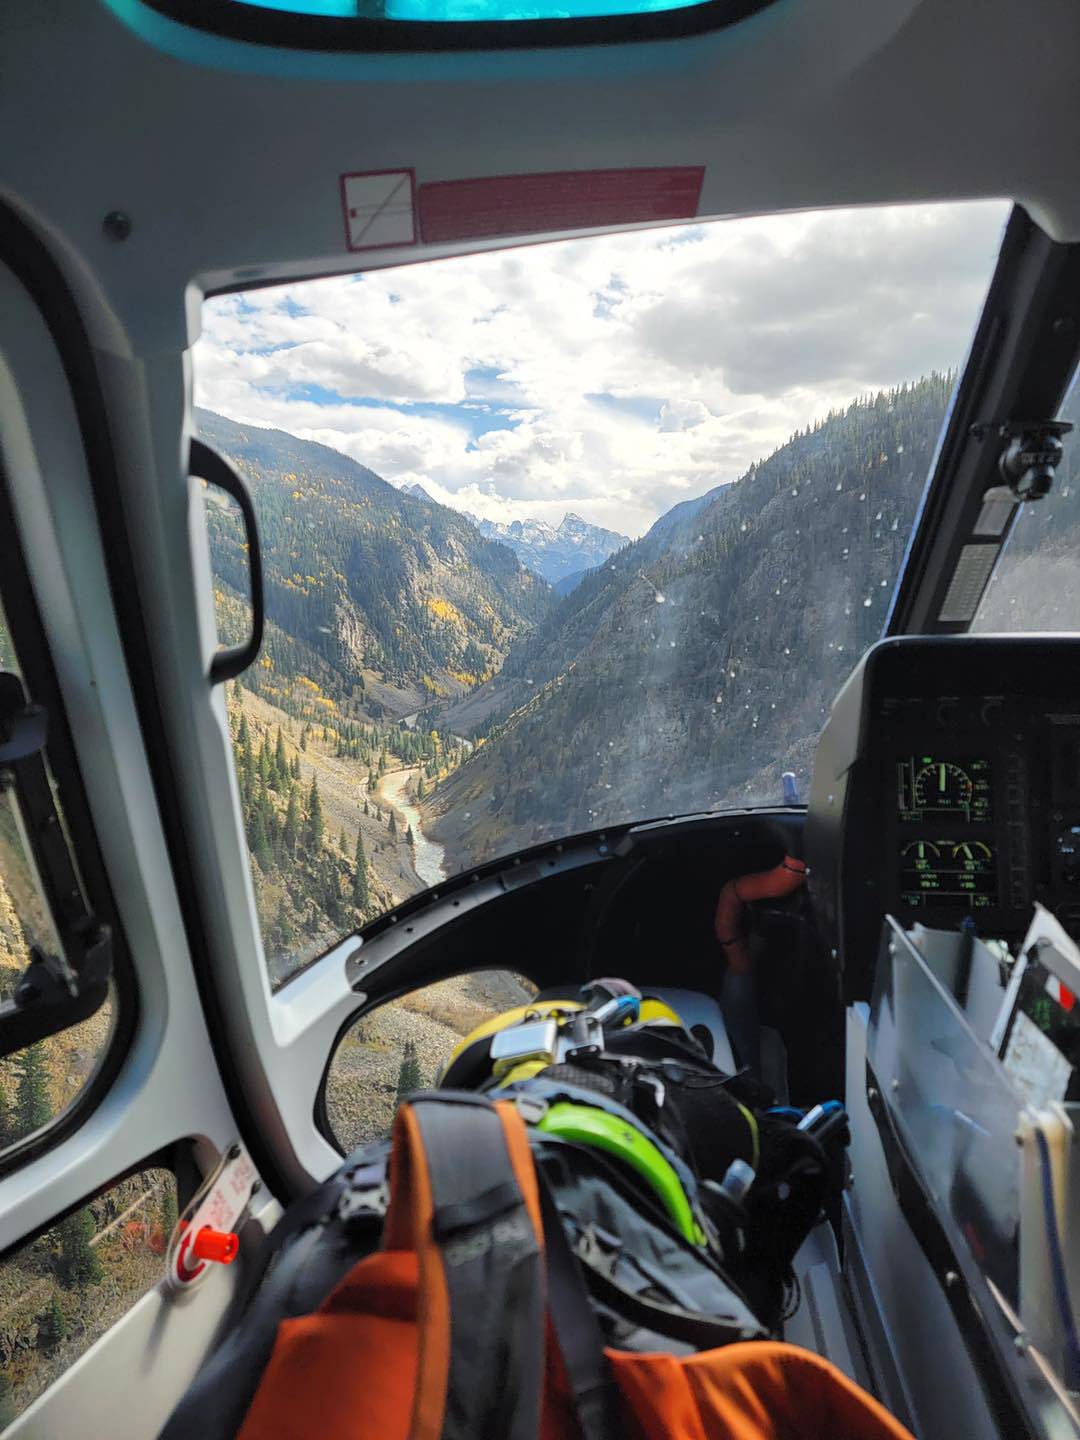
[[536, 1170, 621, 1440], [410, 1094, 544, 1440]]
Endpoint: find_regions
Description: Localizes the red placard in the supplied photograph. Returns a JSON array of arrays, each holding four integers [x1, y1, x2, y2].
[[418, 166, 704, 245]]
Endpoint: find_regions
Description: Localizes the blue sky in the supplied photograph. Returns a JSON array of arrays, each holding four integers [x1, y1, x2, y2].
[[195, 201, 1008, 537]]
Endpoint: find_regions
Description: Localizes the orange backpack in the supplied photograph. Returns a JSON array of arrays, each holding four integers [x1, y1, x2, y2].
[[237, 1093, 913, 1440]]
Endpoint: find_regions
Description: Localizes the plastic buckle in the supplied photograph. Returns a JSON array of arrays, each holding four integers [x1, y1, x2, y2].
[[515, 1093, 549, 1125], [338, 1180, 389, 1222]]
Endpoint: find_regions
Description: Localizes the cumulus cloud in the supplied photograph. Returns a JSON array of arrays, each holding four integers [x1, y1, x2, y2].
[[194, 201, 1008, 537]]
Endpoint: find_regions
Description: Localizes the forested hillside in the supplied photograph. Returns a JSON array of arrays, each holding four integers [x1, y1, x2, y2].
[[197, 408, 551, 709], [426, 376, 956, 869], [194, 410, 554, 979]]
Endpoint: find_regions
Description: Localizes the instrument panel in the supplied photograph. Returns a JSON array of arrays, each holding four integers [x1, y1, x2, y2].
[[806, 638, 1080, 999], [879, 697, 1080, 932]]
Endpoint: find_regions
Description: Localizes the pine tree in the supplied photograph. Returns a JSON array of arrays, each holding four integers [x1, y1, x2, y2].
[[237, 711, 249, 750], [274, 729, 288, 789], [300, 726, 308, 751], [353, 828, 370, 910], [15, 1043, 51, 1137], [388, 810, 397, 837], [274, 896, 296, 950], [395, 1041, 422, 1104], [291, 755, 301, 780], [283, 787, 300, 856], [38, 1296, 66, 1353], [363, 799, 370, 816], [305, 775, 325, 852], [405, 825, 414, 845], [249, 806, 272, 871], [340, 829, 348, 854], [417, 775, 426, 801], [57, 1207, 102, 1289]]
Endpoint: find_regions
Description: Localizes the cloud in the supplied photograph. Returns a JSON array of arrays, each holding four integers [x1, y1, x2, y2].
[[194, 200, 1008, 536], [659, 399, 711, 432]]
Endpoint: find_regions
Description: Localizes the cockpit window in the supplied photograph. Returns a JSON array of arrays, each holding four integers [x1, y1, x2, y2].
[[196, 201, 1009, 985], [972, 368, 1080, 633], [0, 600, 115, 1156]]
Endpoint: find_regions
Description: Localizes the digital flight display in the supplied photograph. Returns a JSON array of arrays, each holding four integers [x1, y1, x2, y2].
[[899, 837, 998, 909], [897, 756, 993, 824]]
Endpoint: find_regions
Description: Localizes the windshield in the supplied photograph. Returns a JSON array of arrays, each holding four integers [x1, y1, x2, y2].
[[972, 365, 1080, 632], [196, 201, 1008, 984]]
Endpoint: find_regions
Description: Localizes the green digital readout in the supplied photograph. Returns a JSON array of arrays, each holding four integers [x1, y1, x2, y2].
[[899, 837, 997, 909], [897, 756, 993, 823]]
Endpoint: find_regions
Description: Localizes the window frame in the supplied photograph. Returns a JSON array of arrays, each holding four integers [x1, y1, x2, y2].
[[0, 455, 137, 1179]]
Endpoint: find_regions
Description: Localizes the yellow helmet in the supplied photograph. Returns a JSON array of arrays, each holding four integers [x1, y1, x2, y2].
[[439, 993, 685, 1090]]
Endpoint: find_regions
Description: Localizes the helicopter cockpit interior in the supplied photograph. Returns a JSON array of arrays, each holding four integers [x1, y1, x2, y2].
[[3, 1, 1080, 1436]]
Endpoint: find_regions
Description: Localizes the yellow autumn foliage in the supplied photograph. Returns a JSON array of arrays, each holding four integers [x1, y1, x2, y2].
[[426, 598, 464, 626]]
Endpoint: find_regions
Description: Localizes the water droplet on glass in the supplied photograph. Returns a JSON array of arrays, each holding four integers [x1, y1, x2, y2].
[[655, 593, 666, 604], [897, 444, 905, 454], [891, 517, 899, 531], [875, 511, 882, 521], [880, 579, 888, 587], [863, 597, 872, 607], [783, 647, 791, 655], [715, 694, 723, 703], [740, 521, 748, 533], [791, 487, 799, 497], [835, 483, 842, 492], [669, 640, 676, 648], [858, 493, 866, 501]]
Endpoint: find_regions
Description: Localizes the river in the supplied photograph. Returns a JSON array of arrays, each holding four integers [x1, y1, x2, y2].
[[380, 769, 447, 889]]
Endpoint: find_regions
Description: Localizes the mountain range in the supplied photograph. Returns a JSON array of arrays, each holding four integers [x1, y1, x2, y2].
[[197, 377, 1043, 891], [400, 480, 628, 589], [472, 513, 629, 587], [425, 375, 959, 869]]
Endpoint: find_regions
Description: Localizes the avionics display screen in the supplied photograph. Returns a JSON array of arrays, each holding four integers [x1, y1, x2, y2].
[[897, 756, 993, 823], [899, 837, 997, 909]]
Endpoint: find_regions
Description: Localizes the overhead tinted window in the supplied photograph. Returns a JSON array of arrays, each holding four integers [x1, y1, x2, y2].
[[144, 0, 777, 42], [237, 0, 737, 18]]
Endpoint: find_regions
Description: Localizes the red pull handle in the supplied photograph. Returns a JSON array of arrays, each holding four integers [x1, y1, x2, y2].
[[191, 1226, 239, 1265]]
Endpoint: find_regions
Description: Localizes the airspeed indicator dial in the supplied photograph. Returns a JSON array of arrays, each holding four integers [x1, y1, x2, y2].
[[913, 762, 973, 812]]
